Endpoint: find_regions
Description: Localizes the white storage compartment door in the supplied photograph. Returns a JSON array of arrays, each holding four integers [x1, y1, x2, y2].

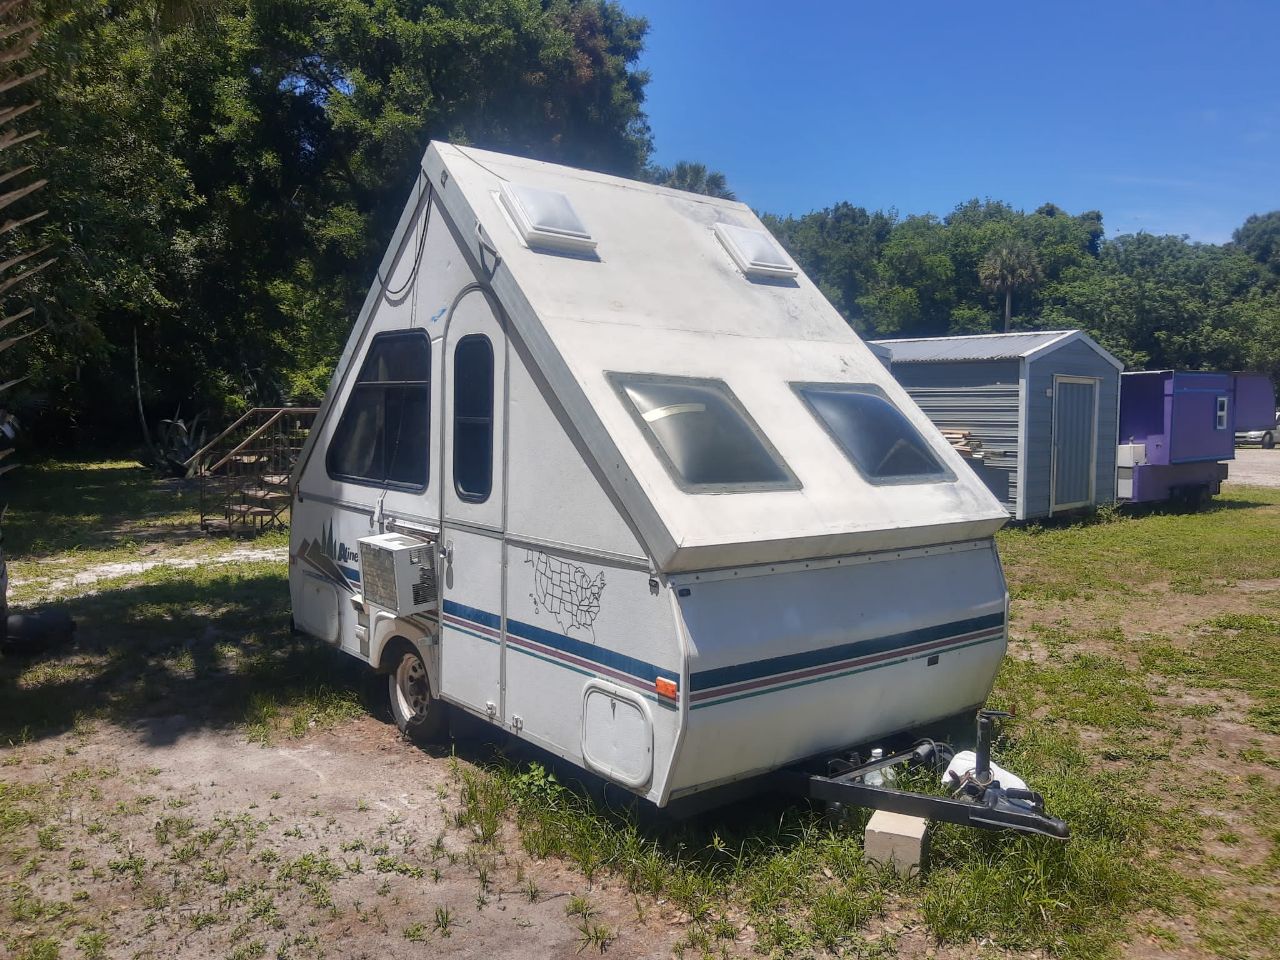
[[581, 682, 653, 789]]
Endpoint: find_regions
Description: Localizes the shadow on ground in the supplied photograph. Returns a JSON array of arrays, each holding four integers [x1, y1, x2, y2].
[[0, 567, 367, 746], [4, 459, 202, 557]]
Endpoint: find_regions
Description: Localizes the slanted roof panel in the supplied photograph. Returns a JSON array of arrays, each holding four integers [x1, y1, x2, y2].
[[875, 331, 1073, 363], [425, 143, 1010, 571]]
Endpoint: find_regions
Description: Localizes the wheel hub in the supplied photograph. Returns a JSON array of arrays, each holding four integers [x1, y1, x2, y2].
[[396, 656, 429, 715]]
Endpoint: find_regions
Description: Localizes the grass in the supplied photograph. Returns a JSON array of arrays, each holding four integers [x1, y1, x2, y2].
[[1140, 613, 1280, 734], [0, 558, 364, 745], [3, 458, 202, 558], [998, 487, 1280, 602], [451, 727, 1170, 958], [1, 459, 1277, 959]]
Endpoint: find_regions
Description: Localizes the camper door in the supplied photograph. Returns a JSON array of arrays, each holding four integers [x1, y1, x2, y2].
[[437, 286, 508, 719]]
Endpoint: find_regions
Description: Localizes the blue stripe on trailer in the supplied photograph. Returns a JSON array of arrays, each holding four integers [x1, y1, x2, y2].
[[442, 599, 680, 689], [440, 600, 1004, 708], [688, 612, 1005, 693], [689, 631, 1005, 709]]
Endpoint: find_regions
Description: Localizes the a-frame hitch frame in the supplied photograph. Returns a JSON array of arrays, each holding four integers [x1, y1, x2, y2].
[[774, 710, 1070, 840]]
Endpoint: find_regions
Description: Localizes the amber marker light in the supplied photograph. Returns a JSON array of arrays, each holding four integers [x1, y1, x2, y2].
[[655, 677, 678, 700]]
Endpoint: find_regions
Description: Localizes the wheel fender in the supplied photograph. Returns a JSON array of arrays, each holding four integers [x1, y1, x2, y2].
[[372, 617, 440, 701]]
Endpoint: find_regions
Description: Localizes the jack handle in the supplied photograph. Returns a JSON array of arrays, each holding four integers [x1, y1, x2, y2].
[[975, 708, 1013, 782]]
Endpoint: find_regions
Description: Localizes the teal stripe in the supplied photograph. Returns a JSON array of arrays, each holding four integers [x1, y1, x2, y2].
[[450, 619, 675, 708], [450, 624, 500, 646], [690, 633, 1002, 709], [507, 643, 674, 708], [508, 642, 595, 680]]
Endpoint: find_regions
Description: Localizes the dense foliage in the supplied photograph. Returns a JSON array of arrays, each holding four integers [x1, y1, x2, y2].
[[764, 203, 1280, 376], [26, 0, 651, 440], [15, 0, 1280, 447]]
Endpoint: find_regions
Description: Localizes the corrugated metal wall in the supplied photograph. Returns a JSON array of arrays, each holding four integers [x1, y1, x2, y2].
[[1024, 339, 1119, 518], [893, 361, 1021, 512]]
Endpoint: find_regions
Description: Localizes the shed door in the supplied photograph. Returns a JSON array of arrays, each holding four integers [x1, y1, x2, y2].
[[1050, 376, 1099, 511], [438, 286, 507, 720]]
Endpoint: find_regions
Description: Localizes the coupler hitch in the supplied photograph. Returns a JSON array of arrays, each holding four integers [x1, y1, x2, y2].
[[775, 710, 1069, 840]]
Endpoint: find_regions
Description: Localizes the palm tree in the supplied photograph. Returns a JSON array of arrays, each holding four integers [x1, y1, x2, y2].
[[648, 161, 736, 200], [978, 242, 1043, 332]]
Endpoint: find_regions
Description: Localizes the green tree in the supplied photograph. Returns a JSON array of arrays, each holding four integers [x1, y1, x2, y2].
[[762, 202, 894, 323], [858, 215, 956, 336], [1232, 211, 1280, 273], [978, 242, 1044, 332], [28, 0, 653, 441]]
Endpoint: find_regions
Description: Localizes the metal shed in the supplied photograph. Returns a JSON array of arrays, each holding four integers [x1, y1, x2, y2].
[[876, 331, 1123, 520]]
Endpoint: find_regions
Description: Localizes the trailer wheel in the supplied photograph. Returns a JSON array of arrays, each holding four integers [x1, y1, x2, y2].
[[387, 646, 447, 743], [1264, 432, 1276, 449]]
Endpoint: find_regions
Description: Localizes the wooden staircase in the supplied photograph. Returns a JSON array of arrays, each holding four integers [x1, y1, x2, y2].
[[186, 407, 318, 533]]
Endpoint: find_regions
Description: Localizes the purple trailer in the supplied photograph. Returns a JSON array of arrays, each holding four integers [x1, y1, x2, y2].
[[1117, 370, 1233, 505]]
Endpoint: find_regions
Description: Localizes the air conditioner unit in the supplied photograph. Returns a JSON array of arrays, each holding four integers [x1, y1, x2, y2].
[[357, 532, 438, 615]]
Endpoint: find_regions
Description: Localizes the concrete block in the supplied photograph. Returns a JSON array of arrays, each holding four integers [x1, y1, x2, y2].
[[863, 810, 930, 876]]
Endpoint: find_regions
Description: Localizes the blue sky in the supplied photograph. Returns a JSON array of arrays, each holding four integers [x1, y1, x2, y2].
[[626, 1, 1280, 243]]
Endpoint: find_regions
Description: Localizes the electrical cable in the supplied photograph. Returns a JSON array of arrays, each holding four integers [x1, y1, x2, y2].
[[383, 177, 434, 302], [377, 176, 435, 501], [455, 145, 510, 184]]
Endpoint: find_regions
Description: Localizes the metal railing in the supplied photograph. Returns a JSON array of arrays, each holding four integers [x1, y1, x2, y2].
[[188, 407, 318, 533]]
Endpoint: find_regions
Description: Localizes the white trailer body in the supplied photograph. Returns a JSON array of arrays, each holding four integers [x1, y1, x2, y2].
[[289, 143, 1011, 805]]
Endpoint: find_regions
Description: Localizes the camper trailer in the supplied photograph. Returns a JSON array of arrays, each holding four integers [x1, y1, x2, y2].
[[289, 143, 1033, 818]]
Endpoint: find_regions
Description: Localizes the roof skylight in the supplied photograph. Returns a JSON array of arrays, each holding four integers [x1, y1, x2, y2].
[[499, 182, 597, 255], [713, 222, 797, 280]]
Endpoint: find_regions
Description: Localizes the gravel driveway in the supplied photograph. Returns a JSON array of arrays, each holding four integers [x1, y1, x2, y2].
[[1228, 447, 1280, 487]]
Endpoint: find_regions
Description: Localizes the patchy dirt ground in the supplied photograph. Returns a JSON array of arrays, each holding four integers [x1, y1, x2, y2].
[[4, 711, 1058, 960], [10, 547, 288, 597], [3, 716, 685, 960], [1011, 576, 1280, 642]]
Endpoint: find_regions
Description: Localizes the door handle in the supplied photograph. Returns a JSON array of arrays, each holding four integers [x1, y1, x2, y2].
[[439, 540, 453, 565]]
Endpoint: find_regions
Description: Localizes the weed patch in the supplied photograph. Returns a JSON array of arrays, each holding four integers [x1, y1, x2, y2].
[[1141, 614, 1280, 733]]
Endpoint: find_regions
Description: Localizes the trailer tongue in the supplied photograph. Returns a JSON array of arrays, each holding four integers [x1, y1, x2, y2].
[[776, 710, 1070, 840]]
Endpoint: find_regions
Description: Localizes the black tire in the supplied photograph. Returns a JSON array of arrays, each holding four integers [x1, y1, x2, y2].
[[2, 611, 75, 656], [1175, 485, 1211, 511], [1263, 432, 1276, 450], [386, 645, 448, 743]]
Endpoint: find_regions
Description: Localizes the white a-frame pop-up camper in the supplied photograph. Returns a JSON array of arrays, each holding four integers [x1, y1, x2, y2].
[[289, 143, 1012, 809]]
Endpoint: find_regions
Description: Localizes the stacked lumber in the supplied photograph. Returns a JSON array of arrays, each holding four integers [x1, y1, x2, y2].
[[940, 429, 984, 460]]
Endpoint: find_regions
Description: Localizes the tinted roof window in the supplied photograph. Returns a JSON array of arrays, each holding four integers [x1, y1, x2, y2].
[[611, 374, 797, 492], [796, 383, 948, 483]]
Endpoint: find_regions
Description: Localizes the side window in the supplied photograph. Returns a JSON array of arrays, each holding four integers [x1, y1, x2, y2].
[[453, 335, 494, 502], [609, 373, 798, 492], [794, 382, 950, 484], [1215, 396, 1229, 430], [326, 330, 431, 490]]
